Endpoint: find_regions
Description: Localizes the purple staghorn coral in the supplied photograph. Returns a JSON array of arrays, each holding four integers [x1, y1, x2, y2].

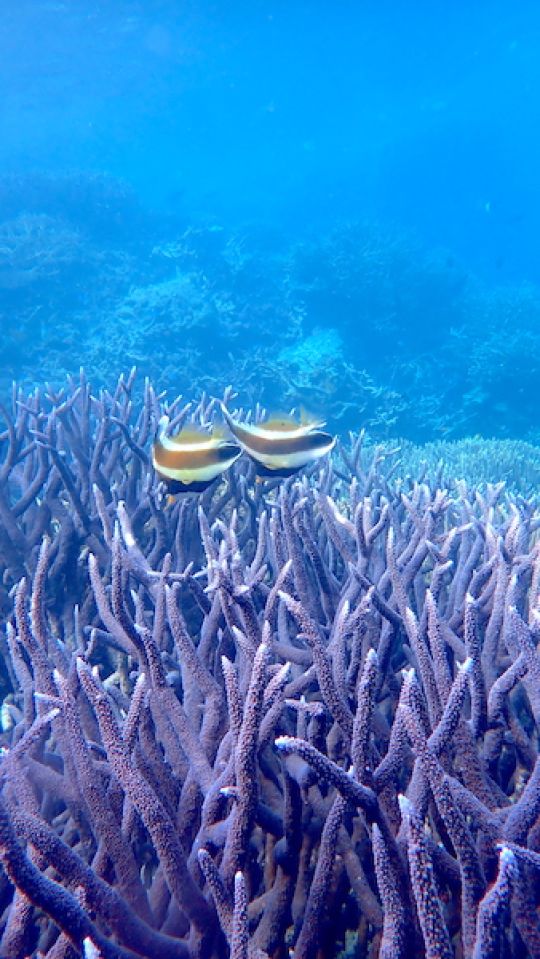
[[0, 372, 539, 957]]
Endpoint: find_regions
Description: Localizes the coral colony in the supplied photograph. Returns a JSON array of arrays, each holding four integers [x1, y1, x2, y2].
[[6, 172, 540, 445], [0, 370, 540, 959]]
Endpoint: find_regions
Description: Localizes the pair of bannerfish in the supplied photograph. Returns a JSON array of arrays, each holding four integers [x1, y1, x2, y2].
[[152, 404, 336, 493]]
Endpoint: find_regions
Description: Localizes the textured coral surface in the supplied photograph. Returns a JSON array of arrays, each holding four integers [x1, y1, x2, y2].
[[0, 373, 539, 958]]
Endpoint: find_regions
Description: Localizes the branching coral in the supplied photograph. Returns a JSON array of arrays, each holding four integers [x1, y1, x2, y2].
[[0, 374, 539, 956], [380, 436, 540, 496], [0, 213, 85, 289]]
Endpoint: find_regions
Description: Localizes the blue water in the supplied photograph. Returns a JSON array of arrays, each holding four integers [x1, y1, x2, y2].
[[1, 0, 540, 440]]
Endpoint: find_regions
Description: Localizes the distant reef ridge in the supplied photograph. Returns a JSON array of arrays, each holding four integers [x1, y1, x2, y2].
[[1, 171, 540, 443]]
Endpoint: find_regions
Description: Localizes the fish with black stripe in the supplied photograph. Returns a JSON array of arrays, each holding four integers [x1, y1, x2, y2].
[[152, 416, 242, 493], [220, 406, 336, 479]]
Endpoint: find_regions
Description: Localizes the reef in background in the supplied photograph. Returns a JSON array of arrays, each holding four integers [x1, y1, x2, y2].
[[2, 171, 540, 442], [0, 372, 539, 957]]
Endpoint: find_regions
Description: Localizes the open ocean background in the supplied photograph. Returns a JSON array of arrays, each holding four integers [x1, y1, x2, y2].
[[4, 7, 540, 959], [2, 0, 540, 443]]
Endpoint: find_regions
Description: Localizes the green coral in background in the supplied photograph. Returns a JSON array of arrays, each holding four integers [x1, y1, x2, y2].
[[390, 436, 540, 496]]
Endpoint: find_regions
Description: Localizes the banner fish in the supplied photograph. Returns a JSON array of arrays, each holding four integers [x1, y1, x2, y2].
[[221, 406, 336, 478], [152, 417, 241, 493]]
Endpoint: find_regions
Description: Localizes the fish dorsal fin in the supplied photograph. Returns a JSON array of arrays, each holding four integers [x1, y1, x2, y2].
[[299, 406, 326, 429], [168, 426, 212, 447], [210, 424, 229, 442], [263, 414, 299, 432]]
